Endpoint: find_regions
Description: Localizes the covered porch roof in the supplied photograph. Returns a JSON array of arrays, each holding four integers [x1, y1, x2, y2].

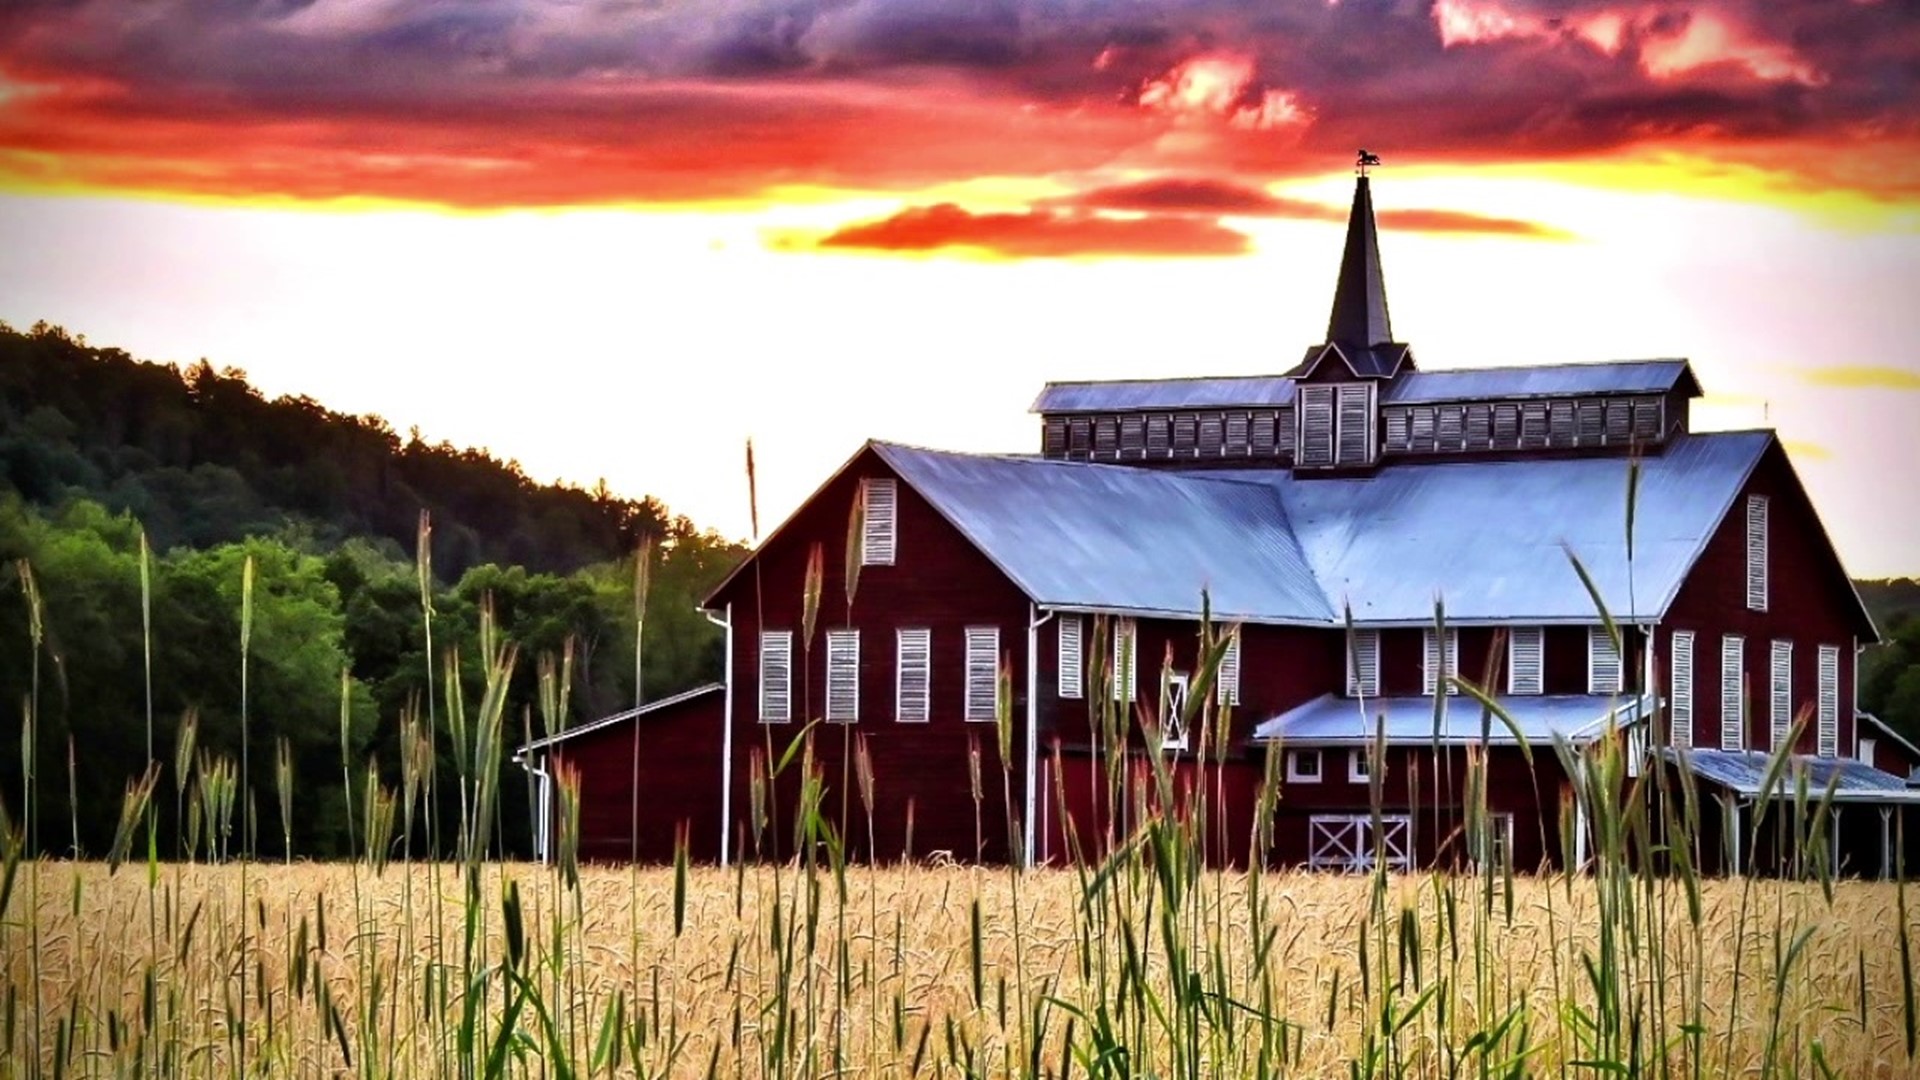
[[1668, 749, 1920, 804], [1254, 692, 1653, 747]]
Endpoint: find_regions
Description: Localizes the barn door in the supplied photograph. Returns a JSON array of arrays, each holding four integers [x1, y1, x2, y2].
[[1308, 814, 1412, 872]]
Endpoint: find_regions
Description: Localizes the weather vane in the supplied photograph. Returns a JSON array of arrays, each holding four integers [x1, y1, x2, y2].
[[1356, 149, 1381, 177]]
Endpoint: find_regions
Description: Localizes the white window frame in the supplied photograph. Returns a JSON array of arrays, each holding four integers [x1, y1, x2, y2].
[[896, 628, 930, 723], [964, 626, 999, 723], [826, 628, 860, 722], [861, 478, 897, 567], [1285, 748, 1322, 783], [1057, 616, 1084, 700], [1508, 626, 1544, 696], [1817, 644, 1839, 758], [1770, 639, 1793, 751], [1720, 635, 1745, 751], [1348, 747, 1375, 784], [1746, 495, 1768, 612], [1216, 628, 1241, 707], [1669, 630, 1694, 749], [759, 631, 793, 723], [1308, 814, 1413, 873], [1112, 620, 1137, 703], [1346, 628, 1380, 697], [1159, 672, 1190, 751], [1588, 625, 1623, 695], [1423, 628, 1460, 697]]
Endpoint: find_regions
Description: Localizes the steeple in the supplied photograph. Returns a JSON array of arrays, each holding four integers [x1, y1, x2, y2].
[[1326, 173, 1392, 351]]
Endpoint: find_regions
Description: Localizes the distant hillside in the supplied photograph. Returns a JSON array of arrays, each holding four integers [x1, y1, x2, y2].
[[0, 319, 699, 576]]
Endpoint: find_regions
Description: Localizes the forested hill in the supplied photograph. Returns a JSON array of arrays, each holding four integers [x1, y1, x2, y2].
[[0, 319, 684, 575], [0, 320, 746, 860]]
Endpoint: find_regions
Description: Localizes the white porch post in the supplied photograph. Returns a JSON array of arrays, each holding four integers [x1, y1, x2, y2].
[[1882, 806, 1896, 881]]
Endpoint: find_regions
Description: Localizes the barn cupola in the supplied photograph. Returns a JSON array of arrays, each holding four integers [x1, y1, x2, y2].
[[1288, 151, 1413, 470]]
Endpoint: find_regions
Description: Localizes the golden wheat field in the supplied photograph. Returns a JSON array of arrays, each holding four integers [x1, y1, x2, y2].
[[3, 860, 1916, 1078]]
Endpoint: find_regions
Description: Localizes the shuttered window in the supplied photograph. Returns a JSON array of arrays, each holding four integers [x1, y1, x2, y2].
[[1119, 415, 1145, 457], [1632, 397, 1662, 439], [1465, 403, 1493, 450], [1508, 626, 1544, 696], [1336, 384, 1373, 465], [1275, 405, 1295, 459], [1437, 405, 1466, 452], [1519, 402, 1549, 447], [1068, 417, 1091, 457], [1057, 617, 1083, 699], [1670, 631, 1694, 749], [896, 628, 930, 723], [759, 631, 793, 723], [1298, 386, 1335, 466], [1770, 639, 1792, 751], [1384, 408, 1411, 451], [1423, 628, 1460, 696], [964, 626, 999, 722], [1576, 399, 1605, 444], [1720, 635, 1744, 750], [1588, 626, 1623, 695], [1346, 629, 1380, 697], [1549, 400, 1576, 446], [1146, 414, 1171, 456], [1172, 413, 1197, 453], [1112, 620, 1137, 703], [1042, 417, 1067, 457], [826, 629, 860, 722], [1605, 398, 1633, 443], [1197, 412, 1225, 457], [1746, 495, 1768, 612], [1410, 405, 1436, 451], [1225, 411, 1251, 455], [1817, 644, 1839, 757], [1217, 628, 1241, 706], [861, 479, 897, 566], [1250, 411, 1278, 455], [1093, 416, 1118, 458], [1493, 403, 1520, 447]]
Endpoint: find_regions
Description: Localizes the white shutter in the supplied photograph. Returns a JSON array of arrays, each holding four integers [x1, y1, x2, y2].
[[1423, 628, 1459, 696], [826, 629, 860, 722], [1817, 645, 1840, 757], [1746, 495, 1768, 612], [964, 626, 999, 722], [1346, 629, 1380, 697], [1112, 620, 1137, 703], [861, 479, 897, 566], [1508, 626, 1544, 695], [1057, 617, 1083, 700], [1298, 386, 1335, 466], [1217, 628, 1241, 706], [759, 631, 793, 723], [1588, 626, 1623, 695], [1336, 384, 1373, 465], [1770, 639, 1793, 751], [896, 628, 930, 723], [1720, 635, 1744, 750], [1669, 631, 1694, 749]]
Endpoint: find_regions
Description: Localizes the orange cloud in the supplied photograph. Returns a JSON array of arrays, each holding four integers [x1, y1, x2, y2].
[[1136, 53, 1311, 132], [814, 203, 1249, 258], [1799, 366, 1920, 390], [1056, 177, 1565, 237]]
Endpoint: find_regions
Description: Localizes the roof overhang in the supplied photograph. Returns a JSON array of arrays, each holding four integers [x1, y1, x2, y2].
[[513, 683, 724, 759]]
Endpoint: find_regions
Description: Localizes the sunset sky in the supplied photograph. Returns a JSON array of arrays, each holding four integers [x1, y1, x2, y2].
[[1, 1, 1917, 576]]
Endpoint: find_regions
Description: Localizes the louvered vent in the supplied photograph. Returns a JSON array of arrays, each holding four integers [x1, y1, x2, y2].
[[1346, 629, 1380, 697], [1770, 639, 1792, 751], [1508, 626, 1544, 696], [759, 631, 793, 723], [1817, 644, 1839, 757], [1720, 635, 1744, 750], [964, 626, 999, 722], [1746, 495, 1769, 612], [1670, 631, 1694, 748], [1423, 628, 1460, 696], [1298, 387, 1335, 466], [861, 479, 897, 566], [1588, 626, 1623, 695], [1112, 620, 1137, 703], [1217, 629, 1241, 706], [1057, 617, 1083, 700], [826, 629, 860, 722], [896, 628, 930, 723], [1336, 384, 1373, 465]]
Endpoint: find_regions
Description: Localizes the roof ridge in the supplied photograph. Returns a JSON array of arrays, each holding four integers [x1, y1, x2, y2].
[[1039, 373, 1289, 388]]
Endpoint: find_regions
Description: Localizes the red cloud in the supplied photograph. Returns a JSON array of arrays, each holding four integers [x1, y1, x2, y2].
[[815, 203, 1249, 258]]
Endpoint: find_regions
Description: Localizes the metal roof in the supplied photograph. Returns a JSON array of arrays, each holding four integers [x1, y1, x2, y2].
[[1031, 376, 1295, 414], [1383, 360, 1698, 404], [1211, 429, 1771, 624], [514, 683, 723, 757], [872, 443, 1333, 623], [1254, 692, 1649, 745], [1671, 749, 1920, 803]]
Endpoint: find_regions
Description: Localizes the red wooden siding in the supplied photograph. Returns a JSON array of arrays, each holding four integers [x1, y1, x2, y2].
[[545, 688, 726, 864]]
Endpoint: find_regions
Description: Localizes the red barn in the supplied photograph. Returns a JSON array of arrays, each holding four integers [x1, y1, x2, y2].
[[518, 168, 1915, 876]]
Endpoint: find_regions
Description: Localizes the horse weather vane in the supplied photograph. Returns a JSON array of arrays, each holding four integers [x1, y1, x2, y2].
[[1356, 149, 1382, 176]]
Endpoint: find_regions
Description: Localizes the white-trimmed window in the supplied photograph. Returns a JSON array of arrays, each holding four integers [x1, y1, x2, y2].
[[1057, 616, 1084, 699], [1588, 626, 1623, 695], [861, 478, 897, 566], [1508, 626, 1544, 696], [826, 629, 860, 722], [1770, 639, 1793, 751], [1160, 672, 1190, 751], [1720, 635, 1744, 750], [896, 628, 930, 723], [1286, 748, 1323, 783], [1346, 629, 1380, 697], [759, 631, 793, 723], [1298, 385, 1335, 467], [1669, 631, 1694, 749], [1817, 645, 1840, 758], [1348, 748, 1375, 784], [1423, 628, 1460, 696], [1112, 620, 1138, 703], [1746, 495, 1768, 612], [1217, 628, 1241, 706], [964, 626, 999, 722]]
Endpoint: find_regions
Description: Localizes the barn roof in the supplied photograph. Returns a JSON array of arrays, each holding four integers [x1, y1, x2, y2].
[[1217, 429, 1773, 624], [1253, 692, 1652, 745], [1670, 748, 1920, 803], [513, 683, 723, 757], [1031, 375, 1296, 414], [872, 442, 1333, 623], [1381, 359, 1699, 404]]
